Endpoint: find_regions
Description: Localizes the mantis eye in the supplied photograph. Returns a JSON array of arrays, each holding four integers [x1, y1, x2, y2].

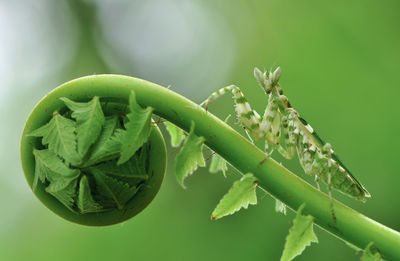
[[254, 67, 272, 94], [269, 67, 282, 87]]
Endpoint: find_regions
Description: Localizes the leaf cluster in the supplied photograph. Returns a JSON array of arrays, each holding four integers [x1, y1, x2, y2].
[[28, 91, 152, 214], [164, 119, 330, 261]]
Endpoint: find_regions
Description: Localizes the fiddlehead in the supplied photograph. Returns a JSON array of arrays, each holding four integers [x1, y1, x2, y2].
[[21, 77, 167, 226], [20, 75, 400, 260]]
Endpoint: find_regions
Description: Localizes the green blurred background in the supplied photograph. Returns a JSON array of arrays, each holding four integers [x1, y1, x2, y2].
[[1, 0, 399, 260]]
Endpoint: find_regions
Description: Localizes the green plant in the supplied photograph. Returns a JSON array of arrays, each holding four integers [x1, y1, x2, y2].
[[21, 74, 400, 260], [22, 90, 166, 226]]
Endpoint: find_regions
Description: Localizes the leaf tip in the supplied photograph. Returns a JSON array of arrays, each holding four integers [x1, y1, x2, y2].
[[177, 178, 187, 189]]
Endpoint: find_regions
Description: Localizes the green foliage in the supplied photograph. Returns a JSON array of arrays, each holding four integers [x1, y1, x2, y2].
[[94, 159, 148, 180], [91, 168, 139, 210], [28, 94, 152, 214], [85, 116, 118, 164], [77, 175, 103, 214], [21, 70, 400, 260], [280, 204, 318, 261], [32, 149, 80, 191], [211, 173, 257, 220], [118, 91, 153, 165], [46, 179, 78, 213], [29, 112, 81, 165], [60, 96, 105, 157], [209, 153, 228, 177], [84, 128, 124, 167], [362, 242, 383, 261], [175, 122, 205, 188], [164, 121, 185, 147]]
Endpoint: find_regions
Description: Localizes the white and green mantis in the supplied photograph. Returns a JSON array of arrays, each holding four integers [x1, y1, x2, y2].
[[200, 67, 370, 202]]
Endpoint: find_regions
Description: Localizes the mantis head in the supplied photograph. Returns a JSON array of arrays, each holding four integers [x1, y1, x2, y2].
[[254, 67, 282, 94]]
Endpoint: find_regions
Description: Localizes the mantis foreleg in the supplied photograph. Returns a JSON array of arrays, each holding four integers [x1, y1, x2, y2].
[[200, 85, 264, 140]]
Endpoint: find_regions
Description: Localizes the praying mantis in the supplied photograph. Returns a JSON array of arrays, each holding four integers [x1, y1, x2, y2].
[[200, 67, 370, 203]]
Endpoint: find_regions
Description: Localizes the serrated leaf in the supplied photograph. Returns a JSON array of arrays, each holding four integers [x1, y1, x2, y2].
[[94, 157, 148, 180], [280, 204, 318, 261], [211, 173, 258, 219], [362, 242, 382, 261], [46, 178, 78, 212], [84, 128, 124, 167], [118, 91, 153, 165], [175, 122, 205, 188], [32, 149, 80, 192], [91, 168, 139, 210], [209, 153, 228, 177], [28, 112, 81, 165], [164, 121, 185, 147], [275, 199, 287, 215], [88, 116, 117, 156], [60, 96, 105, 157], [77, 175, 103, 214]]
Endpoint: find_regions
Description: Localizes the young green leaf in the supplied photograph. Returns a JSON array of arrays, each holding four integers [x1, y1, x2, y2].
[[84, 128, 124, 167], [164, 121, 185, 147], [118, 91, 153, 165], [32, 149, 80, 191], [88, 116, 117, 157], [46, 178, 78, 213], [211, 173, 258, 220], [94, 158, 148, 180], [175, 122, 205, 188], [362, 242, 382, 261], [275, 199, 287, 215], [209, 153, 228, 177], [60, 96, 105, 157], [77, 175, 103, 214], [28, 112, 81, 165], [280, 204, 318, 261], [91, 168, 140, 210]]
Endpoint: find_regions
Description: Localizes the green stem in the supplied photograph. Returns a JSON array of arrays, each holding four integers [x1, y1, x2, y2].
[[27, 75, 400, 260]]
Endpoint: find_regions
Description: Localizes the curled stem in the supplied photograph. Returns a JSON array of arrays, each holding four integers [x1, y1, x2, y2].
[[21, 75, 400, 259]]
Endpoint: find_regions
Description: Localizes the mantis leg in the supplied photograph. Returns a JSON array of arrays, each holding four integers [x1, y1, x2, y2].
[[321, 144, 337, 223], [275, 111, 297, 160], [310, 146, 337, 223], [314, 175, 321, 190], [200, 85, 263, 141], [244, 128, 255, 144], [327, 163, 337, 223], [258, 95, 282, 155], [260, 95, 279, 144]]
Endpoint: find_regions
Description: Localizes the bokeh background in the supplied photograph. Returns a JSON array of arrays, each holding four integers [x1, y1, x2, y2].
[[1, 0, 399, 260]]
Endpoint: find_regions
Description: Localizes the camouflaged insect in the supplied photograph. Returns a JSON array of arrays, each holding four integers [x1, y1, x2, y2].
[[200, 67, 370, 202]]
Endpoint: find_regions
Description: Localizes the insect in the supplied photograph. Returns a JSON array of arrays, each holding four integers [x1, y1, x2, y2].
[[200, 67, 370, 203]]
